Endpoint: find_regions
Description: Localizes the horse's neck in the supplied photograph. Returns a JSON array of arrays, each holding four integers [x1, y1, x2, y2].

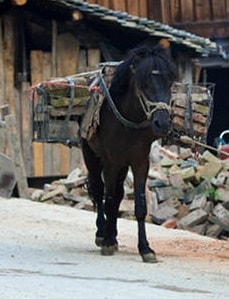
[[119, 83, 145, 122]]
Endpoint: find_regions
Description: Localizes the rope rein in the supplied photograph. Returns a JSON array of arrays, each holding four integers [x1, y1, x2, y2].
[[136, 87, 171, 120]]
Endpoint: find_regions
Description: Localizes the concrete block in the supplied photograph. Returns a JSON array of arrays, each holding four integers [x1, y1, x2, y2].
[[151, 204, 178, 225], [206, 223, 223, 238], [200, 162, 223, 181], [189, 194, 207, 211], [202, 150, 221, 163], [155, 186, 185, 202], [178, 208, 208, 228]]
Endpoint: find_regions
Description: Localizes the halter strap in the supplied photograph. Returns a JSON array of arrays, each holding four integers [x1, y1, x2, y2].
[[136, 87, 171, 120]]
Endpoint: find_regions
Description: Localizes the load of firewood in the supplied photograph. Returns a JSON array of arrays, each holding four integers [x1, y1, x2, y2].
[[170, 83, 214, 140], [32, 65, 118, 143], [32, 62, 214, 145]]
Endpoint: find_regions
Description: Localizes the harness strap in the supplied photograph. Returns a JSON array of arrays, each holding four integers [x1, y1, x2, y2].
[[97, 72, 171, 129], [97, 72, 150, 129]]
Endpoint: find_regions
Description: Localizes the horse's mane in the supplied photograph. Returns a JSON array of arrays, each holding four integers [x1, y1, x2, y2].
[[109, 44, 176, 98]]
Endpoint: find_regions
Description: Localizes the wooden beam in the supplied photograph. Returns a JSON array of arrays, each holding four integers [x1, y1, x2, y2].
[[211, 0, 227, 20], [11, 0, 28, 5], [52, 20, 57, 77], [21, 82, 33, 176], [0, 17, 4, 106], [111, 0, 126, 11], [194, 0, 211, 21], [42, 52, 54, 176], [0, 152, 16, 198], [127, 0, 139, 16], [87, 48, 100, 68], [56, 33, 80, 175], [30, 50, 44, 176], [169, 0, 181, 23], [3, 15, 15, 114], [72, 10, 83, 21], [78, 49, 87, 72], [175, 20, 229, 38], [57, 33, 79, 76], [147, 0, 164, 22], [139, 0, 148, 17], [100, 0, 110, 7], [5, 114, 29, 199], [180, 0, 194, 22]]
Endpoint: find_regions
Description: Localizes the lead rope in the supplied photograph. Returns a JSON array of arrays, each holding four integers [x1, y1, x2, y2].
[[136, 87, 171, 120]]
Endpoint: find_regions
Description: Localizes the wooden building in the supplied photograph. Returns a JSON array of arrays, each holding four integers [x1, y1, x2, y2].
[[85, 0, 229, 39], [0, 0, 227, 177]]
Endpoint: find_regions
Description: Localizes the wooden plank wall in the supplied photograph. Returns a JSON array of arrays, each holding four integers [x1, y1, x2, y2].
[[1, 15, 16, 115], [86, 0, 148, 17], [31, 29, 100, 176], [0, 16, 101, 177], [86, 0, 229, 23]]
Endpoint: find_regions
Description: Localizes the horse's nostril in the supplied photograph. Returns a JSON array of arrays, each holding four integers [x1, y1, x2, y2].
[[154, 119, 161, 129]]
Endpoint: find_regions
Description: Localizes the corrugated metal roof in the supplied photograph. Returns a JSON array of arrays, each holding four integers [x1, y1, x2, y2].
[[49, 0, 227, 58]]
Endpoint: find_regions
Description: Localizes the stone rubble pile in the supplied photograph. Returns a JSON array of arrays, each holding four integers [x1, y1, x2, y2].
[[30, 143, 229, 241]]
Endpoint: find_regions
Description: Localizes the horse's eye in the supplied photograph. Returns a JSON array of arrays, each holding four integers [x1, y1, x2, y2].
[[152, 70, 160, 75]]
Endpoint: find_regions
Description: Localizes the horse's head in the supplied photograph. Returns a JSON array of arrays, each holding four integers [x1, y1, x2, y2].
[[130, 39, 177, 137]]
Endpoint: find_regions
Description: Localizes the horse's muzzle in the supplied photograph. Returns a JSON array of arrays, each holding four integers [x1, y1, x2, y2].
[[151, 109, 171, 137]]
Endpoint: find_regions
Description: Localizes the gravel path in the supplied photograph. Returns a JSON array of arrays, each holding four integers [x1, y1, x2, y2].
[[0, 197, 228, 299]]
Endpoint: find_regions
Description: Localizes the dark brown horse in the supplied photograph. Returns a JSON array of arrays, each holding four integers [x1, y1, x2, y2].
[[81, 40, 176, 262]]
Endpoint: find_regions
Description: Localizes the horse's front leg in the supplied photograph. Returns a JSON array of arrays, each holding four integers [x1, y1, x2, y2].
[[132, 161, 158, 263], [101, 166, 128, 256], [81, 141, 105, 246]]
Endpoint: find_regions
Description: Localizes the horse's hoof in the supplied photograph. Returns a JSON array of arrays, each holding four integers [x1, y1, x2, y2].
[[142, 252, 158, 263], [95, 237, 104, 247], [101, 244, 118, 256]]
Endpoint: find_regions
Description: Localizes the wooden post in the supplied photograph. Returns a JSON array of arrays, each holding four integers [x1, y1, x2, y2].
[[87, 48, 101, 68], [3, 15, 15, 114], [30, 50, 44, 176], [21, 82, 33, 176], [5, 114, 29, 199], [11, 0, 28, 5], [42, 52, 54, 176], [56, 33, 79, 76], [0, 105, 9, 154], [52, 19, 57, 77], [0, 17, 4, 106], [56, 33, 80, 175]]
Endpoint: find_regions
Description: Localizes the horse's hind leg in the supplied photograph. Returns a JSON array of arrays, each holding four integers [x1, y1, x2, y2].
[[81, 141, 105, 246]]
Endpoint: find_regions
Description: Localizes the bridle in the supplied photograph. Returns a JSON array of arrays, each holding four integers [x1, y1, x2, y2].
[[97, 68, 171, 129], [135, 86, 171, 120]]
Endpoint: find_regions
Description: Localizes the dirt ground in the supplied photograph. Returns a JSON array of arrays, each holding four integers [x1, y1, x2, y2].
[[0, 197, 228, 299]]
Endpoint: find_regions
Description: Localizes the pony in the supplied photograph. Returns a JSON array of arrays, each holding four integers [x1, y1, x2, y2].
[[81, 40, 177, 262]]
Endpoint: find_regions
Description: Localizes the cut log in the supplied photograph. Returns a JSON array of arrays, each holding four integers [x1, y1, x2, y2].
[[172, 116, 207, 136], [172, 106, 207, 124]]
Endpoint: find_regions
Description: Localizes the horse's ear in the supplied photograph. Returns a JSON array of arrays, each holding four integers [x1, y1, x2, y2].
[[132, 47, 149, 59], [159, 39, 170, 49]]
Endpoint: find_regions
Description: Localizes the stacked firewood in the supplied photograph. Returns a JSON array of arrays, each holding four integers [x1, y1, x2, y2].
[[170, 83, 214, 139]]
